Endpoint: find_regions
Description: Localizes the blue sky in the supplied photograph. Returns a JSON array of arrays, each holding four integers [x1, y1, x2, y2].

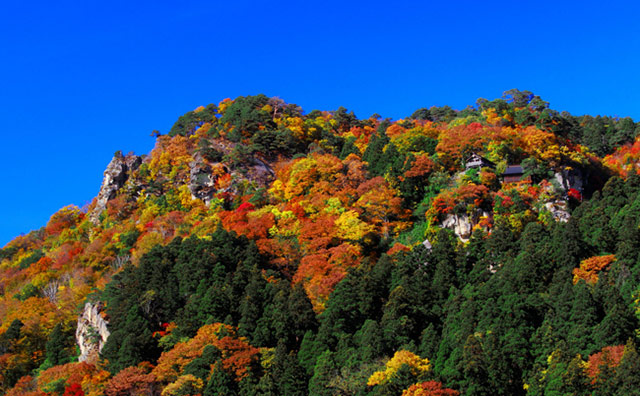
[[1, 0, 640, 246]]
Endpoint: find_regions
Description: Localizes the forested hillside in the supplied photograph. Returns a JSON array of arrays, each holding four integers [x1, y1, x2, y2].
[[2, 90, 640, 395]]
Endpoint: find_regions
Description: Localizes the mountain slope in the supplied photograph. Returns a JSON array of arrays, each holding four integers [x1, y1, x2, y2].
[[2, 90, 640, 395]]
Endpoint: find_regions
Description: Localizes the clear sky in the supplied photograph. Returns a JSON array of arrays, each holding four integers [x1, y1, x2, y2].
[[1, 0, 640, 246]]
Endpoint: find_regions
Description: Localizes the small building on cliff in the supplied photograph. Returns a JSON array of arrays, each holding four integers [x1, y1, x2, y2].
[[501, 165, 529, 184], [465, 153, 496, 170]]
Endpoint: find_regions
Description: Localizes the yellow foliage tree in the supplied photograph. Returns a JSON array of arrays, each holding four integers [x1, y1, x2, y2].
[[367, 350, 431, 386], [161, 374, 203, 396], [334, 211, 375, 241]]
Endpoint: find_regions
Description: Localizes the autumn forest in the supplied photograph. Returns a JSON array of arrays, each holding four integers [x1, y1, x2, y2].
[[2, 90, 640, 395]]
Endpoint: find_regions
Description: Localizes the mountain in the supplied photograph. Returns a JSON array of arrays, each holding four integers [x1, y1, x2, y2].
[[2, 90, 640, 395]]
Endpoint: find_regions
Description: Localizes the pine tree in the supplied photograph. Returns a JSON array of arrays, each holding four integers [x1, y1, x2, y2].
[[0, 319, 23, 353], [610, 339, 640, 394], [272, 343, 308, 396], [354, 319, 384, 362], [204, 361, 238, 396], [567, 281, 599, 355], [308, 350, 338, 396], [183, 345, 221, 380], [461, 333, 491, 396], [239, 266, 268, 342], [45, 323, 71, 366], [362, 130, 390, 176]]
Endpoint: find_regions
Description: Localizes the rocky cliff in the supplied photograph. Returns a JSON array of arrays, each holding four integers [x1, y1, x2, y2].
[[76, 302, 110, 363], [89, 152, 141, 224], [554, 167, 584, 195]]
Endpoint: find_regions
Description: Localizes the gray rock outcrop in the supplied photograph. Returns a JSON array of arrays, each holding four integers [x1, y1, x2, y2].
[[442, 214, 473, 241], [544, 200, 571, 222], [422, 238, 432, 250], [89, 152, 141, 224], [441, 210, 491, 242], [188, 149, 274, 206], [188, 152, 222, 205], [76, 302, 110, 363], [554, 168, 584, 195], [247, 156, 275, 186]]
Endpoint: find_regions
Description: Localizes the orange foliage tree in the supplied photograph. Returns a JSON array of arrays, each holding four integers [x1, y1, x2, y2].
[[5, 376, 46, 396], [45, 206, 84, 237], [431, 184, 492, 217], [404, 154, 436, 178], [573, 255, 616, 285], [402, 381, 460, 396], [152, 323, 259, 384], [603, 135, 640, 176], [37, 362, 100, 392], [355, 177, 409, 237], [104, 364, 156, 396], [586, 345, 625, 382], [267, 152, 410, 309], [294, 242, 361, 311], [436, 123, 505, 169]]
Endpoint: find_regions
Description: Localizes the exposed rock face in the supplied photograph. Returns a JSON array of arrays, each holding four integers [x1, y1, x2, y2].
[[246, 157, 275, 186], [189, 152, 220, 205], [89, 152, 141, 224], [76, 302, 110, 363], [442, 214, 473, 241], [554, 168, 584, 194], [544, 200, 571, 222], [441, 210, 490, 242], [188, 150, 274, 206], [422, 238, 432, 250]]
